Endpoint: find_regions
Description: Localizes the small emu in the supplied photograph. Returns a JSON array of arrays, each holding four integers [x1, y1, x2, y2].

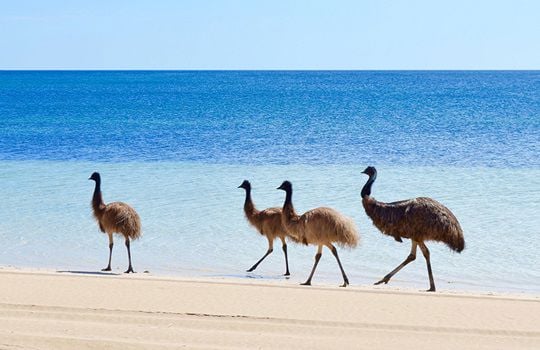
[[89, 172, 141, 273], [360, 166, 465, 291], [277, 181, 359, 287], [239, 180, 296, 275]]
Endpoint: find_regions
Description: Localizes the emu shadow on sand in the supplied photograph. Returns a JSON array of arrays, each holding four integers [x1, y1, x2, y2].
[[360, 166, 465, 292], [239, 180, 299, 276], [89, 172, 141, 273], [277, 181, 359, 287]]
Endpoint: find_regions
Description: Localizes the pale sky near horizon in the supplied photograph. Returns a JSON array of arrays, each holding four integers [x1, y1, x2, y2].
[[0, 0, 539, 70]]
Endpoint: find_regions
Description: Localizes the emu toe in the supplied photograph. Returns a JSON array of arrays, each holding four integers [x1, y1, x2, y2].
[[101, 267, 111, 272], [374, 277, 390, 285]]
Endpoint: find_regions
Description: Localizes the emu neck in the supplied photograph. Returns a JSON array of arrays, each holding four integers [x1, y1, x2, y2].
[[92, 180, 105, 214], [361, 174, 376, 199], [282, 189, 297, 220], [243, 188, 257, 216]]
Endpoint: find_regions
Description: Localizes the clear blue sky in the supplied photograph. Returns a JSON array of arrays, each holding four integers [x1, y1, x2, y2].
[[1, 0, 539, 69]]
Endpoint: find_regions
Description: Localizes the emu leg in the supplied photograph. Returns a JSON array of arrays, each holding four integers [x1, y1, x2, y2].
[[124, 238, 135, 273], [281, 237, 290, 276], [102, 233, 113, 271], [301, 245, 323, 286], [375, 241, 418, 285], [419, 242, 436, 292], [247, 237, 273, 272], [329, 244, 349, 287]]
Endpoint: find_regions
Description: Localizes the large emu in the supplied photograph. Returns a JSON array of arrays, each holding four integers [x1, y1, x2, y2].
[[89, 172, 141, 273], [360, 166, 464, 291], [277, 181, 359, 287], [239, 180, 296, 276]]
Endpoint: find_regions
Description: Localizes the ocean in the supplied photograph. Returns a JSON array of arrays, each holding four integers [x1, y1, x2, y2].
[[0, 71, 539, 294]]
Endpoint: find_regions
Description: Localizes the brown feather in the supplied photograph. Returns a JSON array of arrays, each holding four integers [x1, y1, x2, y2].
[[282, 206, 359, 248], [363, 197, 464, 252], [93, 201, 142, 240]]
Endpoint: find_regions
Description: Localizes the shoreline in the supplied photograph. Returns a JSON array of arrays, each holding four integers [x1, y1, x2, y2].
[[0, 267, 538, 349], [2, 264, 539, 298]]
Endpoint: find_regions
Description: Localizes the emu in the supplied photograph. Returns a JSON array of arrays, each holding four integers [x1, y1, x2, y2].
[[277, 181, 359, 287], [89, 172, 141, 273], [360, 166, 464, 291]]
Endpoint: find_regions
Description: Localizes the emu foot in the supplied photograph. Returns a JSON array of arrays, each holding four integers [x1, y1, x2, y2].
[[374, 276, 390, 285], [246, 267, 256, 272], [101, 266, 111, 272], [124, 266, 135, 274], [284, 271, 290, 277], [300, 281, 312, 286], [340, 282, 349, 288], [426, 287, 436, 292]]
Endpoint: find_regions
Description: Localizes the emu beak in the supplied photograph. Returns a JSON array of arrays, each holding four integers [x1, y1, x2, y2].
[[237, 184, 242, 188], [277, 185, 283, 190]]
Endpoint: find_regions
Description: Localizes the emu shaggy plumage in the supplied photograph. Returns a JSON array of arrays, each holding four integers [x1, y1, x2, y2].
[[282, 206, 359, 249], [363, 197, 464, 252], [92, 202, 142, 241], [361, 166, 464, 291]]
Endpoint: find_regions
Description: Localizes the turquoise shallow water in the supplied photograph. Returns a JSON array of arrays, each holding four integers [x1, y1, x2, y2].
[[1, 161, 539, 294]]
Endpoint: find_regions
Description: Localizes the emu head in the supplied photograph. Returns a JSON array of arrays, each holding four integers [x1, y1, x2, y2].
[[89, 172, 101, 182], [277, 180, 292, 193], [361, 166, 377, 177], [238, 180, 251, 190]]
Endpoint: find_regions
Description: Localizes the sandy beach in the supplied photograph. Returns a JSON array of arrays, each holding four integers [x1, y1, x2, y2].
[[0, 268, 538, 349]]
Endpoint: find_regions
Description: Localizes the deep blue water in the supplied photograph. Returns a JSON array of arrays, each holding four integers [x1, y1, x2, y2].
[[1, 71, 539, 167]]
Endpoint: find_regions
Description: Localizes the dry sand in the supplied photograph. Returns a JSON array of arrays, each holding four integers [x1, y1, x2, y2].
[[0, 268, 538, 349]]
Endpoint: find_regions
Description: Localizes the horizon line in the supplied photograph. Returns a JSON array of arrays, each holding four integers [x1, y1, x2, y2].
[[1, 69, 539, 72]]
